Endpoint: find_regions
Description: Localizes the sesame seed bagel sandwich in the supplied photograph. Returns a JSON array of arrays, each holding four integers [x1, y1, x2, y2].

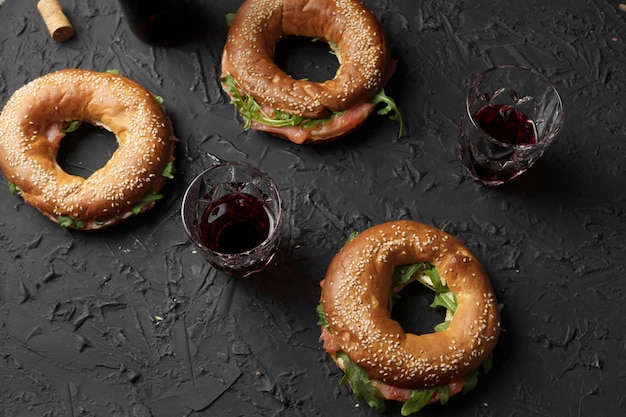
[[0, 69, 177, 230], [220, 0, 402, 144], [317, 220, 502, 414]]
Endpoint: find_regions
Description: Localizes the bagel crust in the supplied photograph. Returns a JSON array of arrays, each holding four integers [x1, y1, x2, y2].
[[221, 0, 395, 143], [320, 220, 501, 390], [0, 69, 177, 230]]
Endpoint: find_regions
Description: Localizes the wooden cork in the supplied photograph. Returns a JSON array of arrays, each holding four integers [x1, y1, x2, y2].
[[37, 0, 74, 42]]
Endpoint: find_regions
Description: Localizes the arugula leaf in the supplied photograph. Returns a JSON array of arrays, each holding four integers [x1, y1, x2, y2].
[[337, 352, 386, 413], [391, 262, 458, 333], [390, 262, 429, 309], [58, 216, 73, 228], [8, 181, 19, 195], [221, 73, 402, 134], [400, 388, 435, 416], [438, 385, 451, 405], [325, 40, 340, 57], [345, 230, 359, 243], [318, 295, 384, 412], [60, 120, 82, 133], [132, 191, 163, 215], [433, 321, 450, 332], [392, 262, 429, 288], [481, 353, 493, 374], [431, 291, 457, 313], [419, 266, 448, 294], [316, 301, 329, 329], [225, 13, 236, 27], [371, 88, 403, 137], [462, 369, 479, 395], [58, 216, 85, 230], [221, 74, 308, 130], [162, 161, 176, 179]]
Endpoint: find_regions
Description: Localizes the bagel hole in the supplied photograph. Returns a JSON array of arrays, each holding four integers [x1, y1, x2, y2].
[[56, 123, 118, 179], [274, 36, 339, 82], [390, 281, 448, 336]]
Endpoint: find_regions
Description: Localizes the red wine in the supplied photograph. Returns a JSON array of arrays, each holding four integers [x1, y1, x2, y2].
[[199, 193, 271, 254], [473, 104, 537, 146]]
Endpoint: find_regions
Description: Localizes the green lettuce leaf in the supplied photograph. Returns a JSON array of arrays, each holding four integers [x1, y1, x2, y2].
[[392, 262, 429, 288], [462, 369, 479, 395], [400, 388, 435, 416], [345, 230, 359, 243], [390, 262, 458, 324], [371, 88, 403, 137], [60, 120, 82, 133], [132, 191, 163, 215], [58, 216, 85, 230], [336, 352, 386, 413], [221, 74, 308, 130], [225, 13, 236, 27], [433, 321, 451, 332], [221, 73, 402, 134], [162, 161, 176, 179], [316, 301, 329, 329], [431, 291, 457, 313], [8, 181, 19, 195]]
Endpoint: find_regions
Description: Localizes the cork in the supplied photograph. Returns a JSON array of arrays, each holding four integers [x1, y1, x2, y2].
[[37, 0, 74, 42]]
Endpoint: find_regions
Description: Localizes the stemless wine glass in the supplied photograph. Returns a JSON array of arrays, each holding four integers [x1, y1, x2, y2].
[[458, 65, 564, 186], [181, 162, 283, 277]]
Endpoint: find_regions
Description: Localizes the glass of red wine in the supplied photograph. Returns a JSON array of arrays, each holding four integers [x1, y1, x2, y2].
[[181, 161, 283, 277], [458, 65, 564, 186]]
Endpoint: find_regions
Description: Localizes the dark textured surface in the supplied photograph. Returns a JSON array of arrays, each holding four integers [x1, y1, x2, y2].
[[1, 0, 626, 416]]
